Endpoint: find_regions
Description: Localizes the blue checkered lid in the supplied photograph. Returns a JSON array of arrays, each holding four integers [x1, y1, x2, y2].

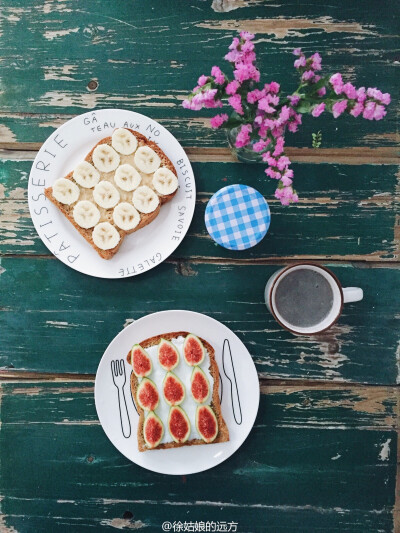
[[205, 184, 271, 250]]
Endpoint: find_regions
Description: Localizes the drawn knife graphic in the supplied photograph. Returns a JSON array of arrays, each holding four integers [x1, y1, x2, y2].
[[222, 339, 242, 425]]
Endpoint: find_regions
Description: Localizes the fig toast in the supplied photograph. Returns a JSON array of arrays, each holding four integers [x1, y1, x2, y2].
[[127, 332, 230, 452], [44, 128, 178, 260]]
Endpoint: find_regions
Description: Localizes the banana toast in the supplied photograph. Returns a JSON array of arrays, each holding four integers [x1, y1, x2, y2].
[[44, 128, 178, 260], [127, 332, 229, 451]]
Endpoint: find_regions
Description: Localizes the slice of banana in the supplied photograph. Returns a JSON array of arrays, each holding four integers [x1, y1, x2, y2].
[[114, 164, 141, 192], [93, 180, 120, 209], [134, 146, 161, 174], [73, 200, 101, 229], [111, 128, 138, 155], [92, 144, 120, 173], [52, 178, 80, 205], [132, 185, 160, 214], [92, 222, 121, 250], [113, 202, 141, 231], [73, 161, 100, 188], [152, 167, 178, 196]]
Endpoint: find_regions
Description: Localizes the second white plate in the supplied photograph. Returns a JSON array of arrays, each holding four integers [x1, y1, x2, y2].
[[94, 310, 260, 475]]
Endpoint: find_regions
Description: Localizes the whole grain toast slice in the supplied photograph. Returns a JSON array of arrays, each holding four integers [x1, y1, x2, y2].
[[127, 331, 230, 452], [44, 129, 178, 260]]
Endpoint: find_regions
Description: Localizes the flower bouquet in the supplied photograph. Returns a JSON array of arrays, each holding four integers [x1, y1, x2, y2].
[[183, 32, 391, 205]]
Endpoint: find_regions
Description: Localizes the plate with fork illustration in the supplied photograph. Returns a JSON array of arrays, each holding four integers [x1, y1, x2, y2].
[[94, 310, 260, 475]]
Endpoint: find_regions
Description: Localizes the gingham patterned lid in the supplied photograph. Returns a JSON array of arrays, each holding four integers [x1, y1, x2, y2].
[[205, 184, 271, 250]]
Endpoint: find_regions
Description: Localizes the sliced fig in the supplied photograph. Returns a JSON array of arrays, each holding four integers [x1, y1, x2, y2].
[[183, 334, 205, 366], [158, 338, 179, 371], [196, 405, 218, 443], [168, 406, 191, 443], [143, 411, 164, 449], [136, 378, 159, 411], [190, 366, 210, 403], [163, 371, 185, 406], [131, 344, 152, 377]]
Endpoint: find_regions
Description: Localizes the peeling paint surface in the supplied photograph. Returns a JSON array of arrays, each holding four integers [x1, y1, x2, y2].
[[0, 0, 398, 531]]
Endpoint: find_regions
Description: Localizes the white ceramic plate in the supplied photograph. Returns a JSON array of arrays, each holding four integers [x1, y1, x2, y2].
[[94, 310, 260, 475], [28, 109, 195, 278]]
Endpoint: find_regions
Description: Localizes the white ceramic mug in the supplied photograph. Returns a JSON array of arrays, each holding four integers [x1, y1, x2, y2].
[[265, 263, 363, 335]]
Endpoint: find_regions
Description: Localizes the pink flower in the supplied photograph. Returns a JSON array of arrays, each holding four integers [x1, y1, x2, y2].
[[229, 37, 240, 50], [262, 151, 277, 166], [240, 31, 255, 41], [273, 137, 285, 157], [211, 66, 225, 85], [356, 87, 367, 103], [275, 186, 298, 206], [379, 93, 391, 105], [234, 63, 260, 83], [363, 102, 386, 121], [281, 174, 293, 187], [235, 124, 252, 148], [277, 156, 291, 171], [373, 104, 386, 120], [293, 48, 302, 56], [265, 167, 278, 179], [317, 87, 326, 97], [267, 82, 280, 94], [330, 73, 343, 95], [277, 106, 290, 125], [362, 101, 375, 120], [288, 94, 300, 106], [258, 97, 275, 114], [284, 168, 294, 179], [224, 49, 240, 63], [312, 102, 325, 117], [294, 56, 306, 69], [241, 40, 255, 53], [302, 70, 315, 82], [197, 75, 208, 87], [226, 80, 240, 95], [210, 113, 229, 129], [332, 99, 348, 118], [253, 138, 271, 152], [310, 52, 322, 71], [350, 102, 364, 117], [342, 82, 357, 100], [247, 89, 264, 103], [228, 94, 243, 115]]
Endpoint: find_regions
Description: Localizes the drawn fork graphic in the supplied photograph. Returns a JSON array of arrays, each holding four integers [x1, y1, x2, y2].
[[111, 359, 131, 438]]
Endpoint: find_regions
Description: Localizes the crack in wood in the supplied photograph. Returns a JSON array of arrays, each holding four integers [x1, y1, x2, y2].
[[0, 145, 398, 164]]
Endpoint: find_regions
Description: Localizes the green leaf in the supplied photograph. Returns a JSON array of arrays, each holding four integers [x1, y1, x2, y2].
[[295, 101, 313, 114]]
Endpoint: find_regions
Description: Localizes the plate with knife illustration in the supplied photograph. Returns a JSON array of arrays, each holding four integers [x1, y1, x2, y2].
[[95, 310, 260, 475]]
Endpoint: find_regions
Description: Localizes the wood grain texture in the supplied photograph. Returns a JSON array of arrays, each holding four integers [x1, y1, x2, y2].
[[0, 0, 399, 530], [0, 0, 398, 147], [1, 160, 399, 260], [0, 382, 397, 532], [0, 259, 399, 384]]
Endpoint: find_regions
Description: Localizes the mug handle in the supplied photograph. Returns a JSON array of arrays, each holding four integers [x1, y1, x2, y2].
[[343, 287, 363, 303]]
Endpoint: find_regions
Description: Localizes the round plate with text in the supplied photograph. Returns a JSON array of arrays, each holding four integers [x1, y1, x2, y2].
[[28, 109, 195, 278]]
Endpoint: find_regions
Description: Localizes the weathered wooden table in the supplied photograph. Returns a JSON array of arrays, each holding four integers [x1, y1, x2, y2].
[[0, 1, 399, 532]]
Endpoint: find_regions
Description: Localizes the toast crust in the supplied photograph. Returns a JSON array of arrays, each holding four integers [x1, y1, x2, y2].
[[44, 129, 177, 259], [127, 332, 230, 452]]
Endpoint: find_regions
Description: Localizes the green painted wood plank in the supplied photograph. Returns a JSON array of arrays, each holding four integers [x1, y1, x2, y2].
[[0, 382, 397, 532], [1, 160, 398, 260], [0, 0, 398, 147], [0, 259, 399, 384]]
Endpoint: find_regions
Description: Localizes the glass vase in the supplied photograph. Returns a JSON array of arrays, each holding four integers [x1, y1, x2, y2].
[[226, 126, 263, 164]]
